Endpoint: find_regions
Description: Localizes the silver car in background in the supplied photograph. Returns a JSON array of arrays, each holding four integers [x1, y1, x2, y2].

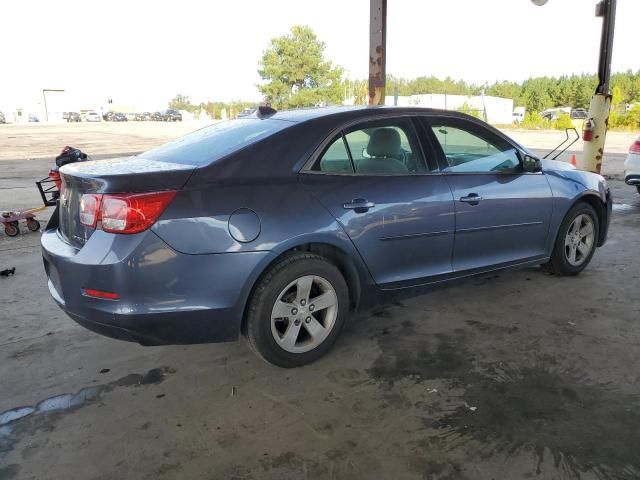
[[624, 135, 640, 194]]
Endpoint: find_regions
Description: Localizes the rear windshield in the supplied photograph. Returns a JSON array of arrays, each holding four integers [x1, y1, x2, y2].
[[139, 118, 290, 166]]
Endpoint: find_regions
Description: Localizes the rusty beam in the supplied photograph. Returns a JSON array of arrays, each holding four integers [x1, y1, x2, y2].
[[369, 0, 387, 105]]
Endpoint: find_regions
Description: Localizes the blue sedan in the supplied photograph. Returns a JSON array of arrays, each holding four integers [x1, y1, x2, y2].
[[42, 106, 612, 367]]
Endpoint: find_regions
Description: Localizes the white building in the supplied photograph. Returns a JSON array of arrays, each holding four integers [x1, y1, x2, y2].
[[382, 93, 514, 125]]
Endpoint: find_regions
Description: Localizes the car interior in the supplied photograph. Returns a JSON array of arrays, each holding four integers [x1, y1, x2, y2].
[[317, 125, 425, 174]]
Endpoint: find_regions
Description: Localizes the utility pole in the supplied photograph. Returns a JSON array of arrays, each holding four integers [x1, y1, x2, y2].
[[579, 0, 617, 173], [369, 0, 387, 105]]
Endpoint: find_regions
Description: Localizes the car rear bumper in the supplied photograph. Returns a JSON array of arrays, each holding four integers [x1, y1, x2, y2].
[[625, 153, 640, 185], [41, 219, 273, 345]]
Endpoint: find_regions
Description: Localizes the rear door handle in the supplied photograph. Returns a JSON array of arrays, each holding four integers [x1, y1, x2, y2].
[[343, 198, 375, 213], [459, 193, 483, 205]]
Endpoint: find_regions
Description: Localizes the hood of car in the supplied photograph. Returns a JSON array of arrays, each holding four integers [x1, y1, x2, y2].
[[540, 158, 576, 172]]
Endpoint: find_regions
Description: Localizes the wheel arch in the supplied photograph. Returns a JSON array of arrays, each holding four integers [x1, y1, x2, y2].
[[573, 192, 608, 246], [239, 240, 367, 335]]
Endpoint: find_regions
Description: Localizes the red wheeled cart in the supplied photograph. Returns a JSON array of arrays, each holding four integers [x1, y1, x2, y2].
[[1, 209, 43, 237]]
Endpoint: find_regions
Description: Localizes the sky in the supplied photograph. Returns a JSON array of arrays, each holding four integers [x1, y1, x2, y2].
[[1, 0, 639, 110]]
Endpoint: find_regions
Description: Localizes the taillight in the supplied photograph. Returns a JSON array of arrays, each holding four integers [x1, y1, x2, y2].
[[630, 140, 640, 154], [79, 194, 101, 228], [79, 191, 176, 234]]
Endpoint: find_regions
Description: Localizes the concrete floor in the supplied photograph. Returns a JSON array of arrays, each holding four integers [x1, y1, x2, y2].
[[1, 125, 640, 480]]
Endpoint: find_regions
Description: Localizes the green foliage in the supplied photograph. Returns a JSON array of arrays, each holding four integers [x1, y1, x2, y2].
[[554, 113, 574, 130], [378, 70, 640, 119], [385, 75, 481, 97], [168, 94, 199, 113], [521, 111, 552, 129], [612, 85, 624, 107], [201, 101, 255, 119], [258, 25, 344, 109], [610, 105, 640, 129], [457, 102, 483, 119]]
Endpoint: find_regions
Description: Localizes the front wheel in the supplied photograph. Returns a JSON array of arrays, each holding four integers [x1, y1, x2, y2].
[[543, 202, 599, 276], [245, 253, 349, 368]]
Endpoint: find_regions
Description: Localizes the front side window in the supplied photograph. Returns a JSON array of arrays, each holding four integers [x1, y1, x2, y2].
[[430, 123, 521, 173], [314, 118, 427, 175]]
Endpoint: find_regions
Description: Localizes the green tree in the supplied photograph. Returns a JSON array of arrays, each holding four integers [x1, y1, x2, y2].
[[168, 94, 198, 113], [258, 25, 344, 109]]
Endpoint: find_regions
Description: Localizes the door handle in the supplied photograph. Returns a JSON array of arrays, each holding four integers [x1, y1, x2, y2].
[[343, 198, 375, 213], [459, 193, 483, 205]]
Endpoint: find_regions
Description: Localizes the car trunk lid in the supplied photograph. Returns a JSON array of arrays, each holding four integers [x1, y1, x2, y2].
[[58, 156, 195, 248]]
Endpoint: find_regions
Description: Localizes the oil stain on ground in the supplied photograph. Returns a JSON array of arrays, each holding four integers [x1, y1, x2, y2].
[[368, 321, 640, 479], [0, 366, 175, 462]]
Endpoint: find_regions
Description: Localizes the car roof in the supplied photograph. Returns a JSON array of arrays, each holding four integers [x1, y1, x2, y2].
[[269, 105, 467, 123]]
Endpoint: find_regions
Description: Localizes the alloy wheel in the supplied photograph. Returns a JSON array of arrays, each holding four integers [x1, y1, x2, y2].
[[270, 275, 339, 354], [564, 214, 595, 267]]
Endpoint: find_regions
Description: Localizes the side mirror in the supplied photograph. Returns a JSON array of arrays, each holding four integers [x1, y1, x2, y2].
[[522, 154, 543, 173], [361, 147, 371, 159]]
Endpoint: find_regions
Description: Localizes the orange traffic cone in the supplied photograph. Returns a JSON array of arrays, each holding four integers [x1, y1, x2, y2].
[[570, 154, 577, 166]]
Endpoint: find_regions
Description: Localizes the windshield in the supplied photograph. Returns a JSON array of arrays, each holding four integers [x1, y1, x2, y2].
[[139, 118, 290, 166]]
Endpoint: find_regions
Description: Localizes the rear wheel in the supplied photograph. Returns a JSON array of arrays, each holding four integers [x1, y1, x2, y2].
[[543, 202, 598, 276], [245, 252, 349, 368]]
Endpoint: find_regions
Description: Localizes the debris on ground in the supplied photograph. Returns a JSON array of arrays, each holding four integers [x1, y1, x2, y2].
[[1, 267, 16, 276]]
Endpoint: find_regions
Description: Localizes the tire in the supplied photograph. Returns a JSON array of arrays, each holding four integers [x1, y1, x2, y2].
[[245, 252, 349, 368], [4, 222, 19, 237], [543, 202, 599, 276], [27, 219, 40, 232]]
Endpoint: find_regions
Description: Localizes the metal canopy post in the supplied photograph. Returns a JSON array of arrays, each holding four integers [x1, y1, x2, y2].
[[580, 0, 617, 173], [368, 0, 387, 105]]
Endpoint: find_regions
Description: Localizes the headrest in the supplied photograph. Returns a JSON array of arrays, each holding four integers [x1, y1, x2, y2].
[[366, 128, 402, 157]]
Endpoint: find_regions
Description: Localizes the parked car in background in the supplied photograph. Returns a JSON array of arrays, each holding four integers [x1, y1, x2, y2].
[[151, 112, 163, 121], [136, 112, 152, 121], [0, 111, 6, 124], [624, 135, 640, 194], [236, 107, 257, 118], [162, 109, 182, 122], [42, 106, 612, 367], [103, 111, 115, 121], [29, 114, 39, 122], [85, 111, 101, 122], [570, 109, 588, 120], [112, 112, 128, 122], [125, 113, 136, 121], [66, 112, 81, 122]]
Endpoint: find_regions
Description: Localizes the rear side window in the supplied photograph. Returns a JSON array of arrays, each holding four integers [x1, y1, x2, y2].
[[313, 118, 428, 175], [317, 136, 353, 173], [140, 119, 289, 166]]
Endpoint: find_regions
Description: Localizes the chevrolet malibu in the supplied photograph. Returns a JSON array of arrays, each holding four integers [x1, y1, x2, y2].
[[42, 106, 612, 367]]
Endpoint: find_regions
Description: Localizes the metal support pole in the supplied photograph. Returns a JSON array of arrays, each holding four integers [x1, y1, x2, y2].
[[368, 0, 387, 106], [42, 90, 49, 122], [42, 89, 65, 123], [580, 0, 616, 173]]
